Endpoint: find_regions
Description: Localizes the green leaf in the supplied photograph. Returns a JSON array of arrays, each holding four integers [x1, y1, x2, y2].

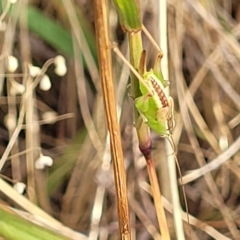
[[112, 0, 142, 32], [0, 205, 70, 240], [26, 6, 74, 56]]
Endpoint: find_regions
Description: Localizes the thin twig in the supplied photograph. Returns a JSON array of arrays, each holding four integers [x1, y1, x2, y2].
[[182, 135, 240, 184]]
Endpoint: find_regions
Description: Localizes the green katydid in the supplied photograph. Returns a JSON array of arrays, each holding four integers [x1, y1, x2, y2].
[[113, 46, 174, 140], [134, 54, 175, 139]]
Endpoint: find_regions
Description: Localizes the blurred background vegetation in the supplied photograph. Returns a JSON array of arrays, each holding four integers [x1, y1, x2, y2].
[[1, 0, 240, 239]]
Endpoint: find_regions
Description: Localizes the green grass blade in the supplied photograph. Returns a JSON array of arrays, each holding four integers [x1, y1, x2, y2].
[[26, 6, 74, 56], [0, 205, 70, 240], [112, 0, 141, 32]]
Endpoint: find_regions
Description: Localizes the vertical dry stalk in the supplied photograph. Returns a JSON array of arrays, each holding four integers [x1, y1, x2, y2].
[[146, 158, 171, 240], [93, 0, 131, 239], [19, 0, 38, 203]]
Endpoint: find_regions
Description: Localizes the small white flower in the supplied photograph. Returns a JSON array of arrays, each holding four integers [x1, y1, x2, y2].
[[29, 64, 41, 77], [14, 182, 26, 194], [10, 80, 25, 95], [54, 55, 67, 76], [4, 114, 16, 130], [7, 55, 18, 72], [42, 111, 57, 124], [35, 155, 53, 170], [39, 74, 51, 91]]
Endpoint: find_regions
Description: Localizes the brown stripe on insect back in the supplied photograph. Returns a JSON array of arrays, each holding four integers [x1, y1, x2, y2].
[[149, 76, 168, 108]]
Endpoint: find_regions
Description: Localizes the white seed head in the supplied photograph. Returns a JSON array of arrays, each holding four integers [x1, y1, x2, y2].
[[14, 182, 26, 194], [7, 55, 18, 72], [29, 64, 41, 77], [39, 74, 51, 91], [10, 80, 25, 95], [55, 65, 67, 76], [4, 114, 16, 130], [42, 111, 57, 124], [54, 55, 65, 64], [54, 55, 67, 76], [35, 155, 53, 170]]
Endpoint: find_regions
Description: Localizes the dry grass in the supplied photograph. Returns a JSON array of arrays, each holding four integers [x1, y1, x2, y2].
[[0, 0, 240, 239]]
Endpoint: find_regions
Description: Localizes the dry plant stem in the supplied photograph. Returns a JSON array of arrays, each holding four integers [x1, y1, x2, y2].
[[2, 8, 20, 180], [25, 73, 38, 203], [94, 0, 131, 239], [19, 1, 38, 203], [158, 0, 186, 238], [146, 157, 170, 240], [0, 2, 19, 94], [7, 78, 21, 182]]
